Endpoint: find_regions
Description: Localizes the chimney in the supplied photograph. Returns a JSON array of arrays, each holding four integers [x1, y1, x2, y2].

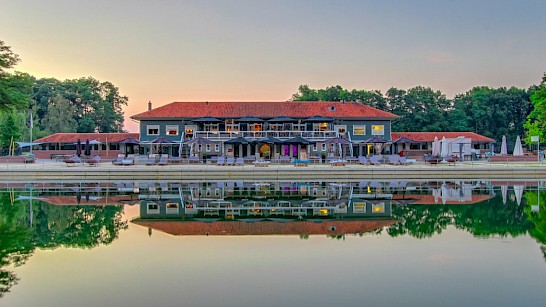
[[148, 100, 152, 111]]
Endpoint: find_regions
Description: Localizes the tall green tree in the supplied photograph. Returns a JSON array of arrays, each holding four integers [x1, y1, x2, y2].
[[0, 41, 31, 111], [42, 95, 78, 133], [524, 74, 546, 143]]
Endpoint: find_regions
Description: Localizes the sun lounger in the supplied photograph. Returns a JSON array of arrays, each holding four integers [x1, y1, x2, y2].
[[217, 156, 225, 165], [293, 159, 310, 167], [64, 155, 82, 166], [399, 156, 408, 165], [358, 156, 369, 165], [158, 155, 168, 166], [225, 157, 235, 165], [253, 160, 270, 167], [188, 156, 199, 164], [370, 155, 382, 165], [85, 155, 101, 166], [145, 156, 157, 166], [112, 154, 124, 165], [235, 157, 245, 166], [388, 155, 400, 165]]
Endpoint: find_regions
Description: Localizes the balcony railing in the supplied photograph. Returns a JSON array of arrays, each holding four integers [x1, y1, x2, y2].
[[194, 130, 339, 141]]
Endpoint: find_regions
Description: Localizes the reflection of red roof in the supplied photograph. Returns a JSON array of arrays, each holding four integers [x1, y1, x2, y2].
[[391, 132, 494, 142], [131, 101, 399, 120], [394, 194, 494, 205], [38, 195, 134, 206], [132, 220, 396, 236], [35, 133, 139, 143]]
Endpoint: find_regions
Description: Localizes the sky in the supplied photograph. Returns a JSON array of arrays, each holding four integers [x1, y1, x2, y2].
[[2, 0, 546, 132]]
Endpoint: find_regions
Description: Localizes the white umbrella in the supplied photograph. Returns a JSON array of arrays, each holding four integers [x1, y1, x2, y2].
[[432, 188, 440, 204], [513, 136, 524, 156], [513, 185, 524, 206], [500, 135, 508, 155], [432, 136, 440, 156], [440, 136, 449, 158], [501, 185, 508, 205], [441, 183, 449, 205]]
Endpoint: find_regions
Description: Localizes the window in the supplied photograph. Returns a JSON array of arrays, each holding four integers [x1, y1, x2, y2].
[[372, 125, 384, 136], [312, 144, 317, 151], [225, 119, 239, 132], [334, 125, 347, 135], [206, 144, 211, 152], [147, 125, 159, 135], [321, 144, 326, 151], [215, 144, 220, 152], [166, 203, 179, 214], [204, 123, 219, 132], [147, 202, 160, 214], [353, 125, 365, 135], [198, 145, 202, 152], [166, 125, 179, 135], [372, 203, 385, 213], [353, 202, 366, 213], [313, 123, 329, 131]]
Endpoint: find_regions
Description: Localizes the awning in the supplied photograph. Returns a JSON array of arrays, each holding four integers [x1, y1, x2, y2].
[[16, 142, 43, 147]]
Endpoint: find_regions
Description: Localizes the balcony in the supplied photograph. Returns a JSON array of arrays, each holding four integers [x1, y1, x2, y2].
[[194, 130, 339, 141]]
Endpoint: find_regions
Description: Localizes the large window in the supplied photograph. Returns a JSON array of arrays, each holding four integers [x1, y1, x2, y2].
[[147, 125, 159, 136], [225, 120, 239, 132], [204, 123, 219, 132], [372, 125, 384, 136], [353, 202, 366, 213], [353, 125, 365, 135], [313, 123, 329, 131], [334, 125, 347, 135], [166, 125, 179, 135]]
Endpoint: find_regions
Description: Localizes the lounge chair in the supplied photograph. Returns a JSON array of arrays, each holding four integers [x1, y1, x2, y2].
[[235, 157, 245, 166], [399, 156, 408, 165], [112, 154, 124, 165], [358, 156, 369, 165], [370, 155, 382, 165], [225, 157, 235, 165], [217, 156, 225, 166], [253, 159, 270, 167], [388, 155, 400, 165], [188, 156, 199, 164], [145, 155, 157, 166], [158, 155, 169, 166], [85, 155, 101, 166], [64, 155, 82, 166]]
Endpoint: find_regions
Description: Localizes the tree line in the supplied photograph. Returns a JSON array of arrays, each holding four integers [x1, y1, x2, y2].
[[0, 40, 127, 152], [292, 78, 546, 144]]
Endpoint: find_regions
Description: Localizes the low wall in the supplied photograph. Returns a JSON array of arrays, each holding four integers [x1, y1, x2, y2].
[[488, 155, 539, 162]]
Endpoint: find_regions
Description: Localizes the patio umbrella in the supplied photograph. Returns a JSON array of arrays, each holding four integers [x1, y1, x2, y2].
[[392, 137, 418, 144], [183, 137, 214, 145], [224, 137, 252, 144], [501, 185, 508, 205], [513, 136, 524, 156], [303, 115, 333, 122], [151, 137, 178, 144], [363, 136, 388, 155], [257, 137, 282, 144], [500, 135, 508, 155], [119, 137, 140, 157], [267, 116, 297, 123], [440, 136, 449, 158], [283, 136, 314, 144], [84, 139, 91, 156], [236, 116, 264, 123], [76, 138, 82, 157], [513, 185, 524, 206], [191, 116, 222, 123], [431, 136, 440, 156], [324, 137, 351, 144]]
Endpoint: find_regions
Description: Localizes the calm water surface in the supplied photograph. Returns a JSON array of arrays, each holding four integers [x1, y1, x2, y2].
[[1, 180, 545, 307]]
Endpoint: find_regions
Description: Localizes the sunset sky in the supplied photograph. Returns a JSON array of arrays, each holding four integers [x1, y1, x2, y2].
[[2, 0, 546, 132]]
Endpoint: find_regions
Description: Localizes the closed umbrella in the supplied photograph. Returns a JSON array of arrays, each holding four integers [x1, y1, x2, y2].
[[431, 136, 440, 156], [513, 136, 524, 156], [513, 185, 524, 206], [500, 135, 508, 155], [501, 185, 508, 205], [440, 136, 449, 158], [76, 139, 82, 157], [84, 139, 91, 156]]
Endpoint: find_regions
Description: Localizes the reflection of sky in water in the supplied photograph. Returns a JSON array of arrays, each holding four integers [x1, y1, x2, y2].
[[3, 181, 546, 307], [6, 221, 546, 307]]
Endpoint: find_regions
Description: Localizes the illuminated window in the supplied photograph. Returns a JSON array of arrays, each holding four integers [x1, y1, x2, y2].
[[372, 125, 384, 136], [353, 125, 365, 135], [166, 203, 179, 214], [166, 125, 179, 135], [353, 202, 366, 213], [334, 125, 347, 135], [204, 123, 219, 132], [147, 125, 159, 135], [372, 203, 385, 213]]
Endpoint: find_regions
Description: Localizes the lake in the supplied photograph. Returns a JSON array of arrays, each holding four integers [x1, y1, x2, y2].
[[1, 179, 545, 307]]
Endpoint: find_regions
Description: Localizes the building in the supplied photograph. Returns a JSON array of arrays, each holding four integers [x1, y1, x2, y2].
[[131, 101, 399, 159]]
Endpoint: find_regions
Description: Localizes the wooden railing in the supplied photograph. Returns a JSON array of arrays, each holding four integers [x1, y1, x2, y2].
[[194, 130, 339, 140]]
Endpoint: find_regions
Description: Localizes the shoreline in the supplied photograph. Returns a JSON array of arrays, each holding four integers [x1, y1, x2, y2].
[[0, 160, 545, 181]]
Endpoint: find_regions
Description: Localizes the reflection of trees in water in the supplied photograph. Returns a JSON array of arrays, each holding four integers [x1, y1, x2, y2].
[[0, 194, 127, 298], [524, 190, 546, 262], [388, 192, 532, 239]]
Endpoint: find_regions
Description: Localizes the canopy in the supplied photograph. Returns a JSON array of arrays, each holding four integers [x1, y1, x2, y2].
[[392, 137, 418, 144], [303, 115, 333, 122], [224, 137, 252, 145], [73, 139, 102, 145], [236, 116, 264, 123], [183, 137, 215, 145], [363, 136, 388, 143], [324, 137, 351, 144], [16, 142, 43, 147], [267, 116, 297, 123], [119, 137, 140, 145], [191, 116, 222, 123], [257, 137, 282, 143], [283, 136, 314, 144]]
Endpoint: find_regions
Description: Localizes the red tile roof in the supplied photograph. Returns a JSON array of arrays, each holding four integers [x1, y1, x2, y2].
[[392, 132, 495, 143], [132, 219, 396, 236], [34, 133, 139, 143], [131, 101, 399, 120]]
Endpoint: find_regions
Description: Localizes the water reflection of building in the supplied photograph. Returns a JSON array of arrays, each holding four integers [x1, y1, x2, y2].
[[132, 181, 395, 236]]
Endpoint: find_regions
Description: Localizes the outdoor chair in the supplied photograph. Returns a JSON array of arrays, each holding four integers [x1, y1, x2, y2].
[[370, 155, 382, 165], [217, 156, 225, 166], [225, 157, 235, 165], [157, 155, 169, 166], [358, 156, 369, 165], [145, 155, 157, 166], [64, 155, 82, 166], [388, 155, 400, 165], [235, 157, 245, 166], [399, 157, 408, 165], [188, 156, 199, 164], [85, 155, 101, 166], [112, 154, 124, 165]]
